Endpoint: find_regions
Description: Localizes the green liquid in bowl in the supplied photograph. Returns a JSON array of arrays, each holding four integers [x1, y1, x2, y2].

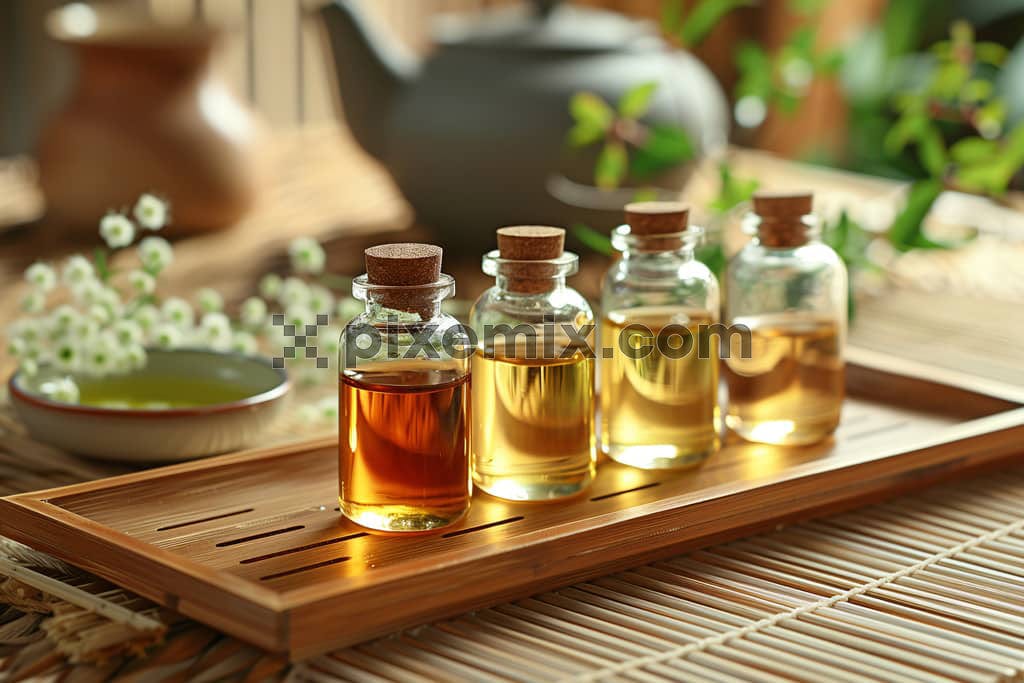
[[76, 375, 257, 410]]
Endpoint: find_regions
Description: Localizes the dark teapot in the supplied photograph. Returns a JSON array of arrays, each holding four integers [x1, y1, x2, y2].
[[320, 0, 728, 253]]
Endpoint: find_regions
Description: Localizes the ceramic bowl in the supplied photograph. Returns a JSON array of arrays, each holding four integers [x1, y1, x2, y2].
[[8, 349, 290, 462]]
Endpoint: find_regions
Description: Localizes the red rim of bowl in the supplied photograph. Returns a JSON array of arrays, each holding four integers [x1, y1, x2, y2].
[[8, 348, 290, 419]]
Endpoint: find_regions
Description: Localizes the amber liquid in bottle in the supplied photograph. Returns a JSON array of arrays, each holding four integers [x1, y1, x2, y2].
[[471, 349, 596, 500], [340, 361, 470, 531], [722, 313, 843, 445], [601, 306, 719, 469]]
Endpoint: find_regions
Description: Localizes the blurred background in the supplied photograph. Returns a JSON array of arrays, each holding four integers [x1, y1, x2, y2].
[[2, 0, 1024, 382]]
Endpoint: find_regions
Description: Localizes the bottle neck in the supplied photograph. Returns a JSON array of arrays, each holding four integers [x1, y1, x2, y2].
[[495, 274, 566, 294], [612, 224, 701, 260], [746, 214, 819, 249], [352, 274, 454, 322]]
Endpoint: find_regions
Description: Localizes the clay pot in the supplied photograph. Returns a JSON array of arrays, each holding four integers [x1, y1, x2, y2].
[[37, 3, 268, 236]]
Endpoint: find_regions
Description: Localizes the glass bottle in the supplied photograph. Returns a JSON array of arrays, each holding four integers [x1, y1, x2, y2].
[[339, 243, 471, 532], [470, 226, 596, 501], [723, 192, 847, 446], [601, 202, 720, 469]]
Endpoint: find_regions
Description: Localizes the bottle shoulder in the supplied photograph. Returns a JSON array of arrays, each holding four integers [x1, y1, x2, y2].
[[470, 285, 593, 327]]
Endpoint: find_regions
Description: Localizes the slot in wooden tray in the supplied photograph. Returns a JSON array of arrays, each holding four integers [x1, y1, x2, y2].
[[3, 351, 1024, 660]]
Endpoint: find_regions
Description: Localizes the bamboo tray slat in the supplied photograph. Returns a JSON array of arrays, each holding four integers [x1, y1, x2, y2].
[[2, 354, 1024, 660]]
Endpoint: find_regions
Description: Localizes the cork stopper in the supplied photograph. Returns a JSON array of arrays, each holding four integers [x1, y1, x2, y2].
[[624, 201, 689, 235], [751, 191, 813, 248], [496, 226, 565, 294], [363, 243, 444, 318], [365, 243, 442, 286]]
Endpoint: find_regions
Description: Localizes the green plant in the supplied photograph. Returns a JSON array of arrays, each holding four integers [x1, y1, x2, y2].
[[567, 83, 695, 189], [883, 21, 1024, 248]]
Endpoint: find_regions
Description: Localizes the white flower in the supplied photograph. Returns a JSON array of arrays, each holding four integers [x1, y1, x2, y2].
[[319, 326, 342, 358], [123, 344, 147, 370], [7, 336, 26, 358], [279, 277, 310, 308], [138, 236, 173, 273], [20, 290, 45, 313], [153, 323, 183, 349], [19, 358, 39, 377], [307, 285, 335, 315], [284, 305, 314, 329], [53, 339, 80, 371], [132, 304, 160, 333], [42, 377, 80, 404], [197, 288, 223, 313], [230, 331, 258, 355], [69, 315, 99, 342], [49, 305, 79, 332], [8, 319, 43, 344], [72, 278, 104, 305], [288, 237, 326, 274], [239, 297, 267, 329], [88, 304, 113, 326], [199, 312, 232, 350], [26, 262, 57, 292], [97, 286, 124, 319], [133, 193, 168, 231], [82, 334, 119, 376], [128, 270, 156, 297], [62, 255, 94, 286], [161, 297, 194, 328], [99, 213, 135, 249], [336, 297, 363, 322], [259, 273, 282, 299], [113, 319, 144, 346]]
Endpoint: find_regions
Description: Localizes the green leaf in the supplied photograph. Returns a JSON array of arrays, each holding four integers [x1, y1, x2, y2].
[[815, 49, 844, 74], [961, 79, 992, 103], [710, 163, 759, 213], [787, 0, 825, 14], [570, 223, 614, 256], [884, 113, 928, 155], [566, 120, 607, 148], [888, 178, 942, 250], [569, 92, 613, 129], [679, 0, 754, 48], [632, 187, 660, 201], [94, 248, 110, 283], [916, 126, 948, 177], [949, 137, 998, 164], [930, 62, 969, 99], [595, 140, 628, 189], [661, 0, 684, 35], [975, 41, 1008, 66], [617, 82, 659, 119], [630, 125, 694, 178], [734, 42, 773, 100]]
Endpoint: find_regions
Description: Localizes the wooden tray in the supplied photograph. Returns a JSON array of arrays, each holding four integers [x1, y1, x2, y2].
[[3, 351, 1024, 660]]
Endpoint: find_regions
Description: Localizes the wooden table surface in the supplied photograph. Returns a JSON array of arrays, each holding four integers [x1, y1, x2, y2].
[[2, 123, 1024, 681]]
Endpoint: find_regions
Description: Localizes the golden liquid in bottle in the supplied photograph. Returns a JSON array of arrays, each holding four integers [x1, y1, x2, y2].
[[601, 307, 719, 469], [340, 361, 470, 532], [722, 313, 843, 445], [471, 349, 596, 500]]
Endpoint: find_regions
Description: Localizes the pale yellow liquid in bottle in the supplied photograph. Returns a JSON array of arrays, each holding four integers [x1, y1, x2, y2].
[[723, 312, 843, 445], [601, 307, 719, 469], [471, 349, 596, 500]]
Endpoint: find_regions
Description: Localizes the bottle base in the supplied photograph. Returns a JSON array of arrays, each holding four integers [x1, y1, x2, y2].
[[726, 415, 838, 446], [604, 442, 716, 470], [340, 501, 468, 533], [474, 470, 594, 502]]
